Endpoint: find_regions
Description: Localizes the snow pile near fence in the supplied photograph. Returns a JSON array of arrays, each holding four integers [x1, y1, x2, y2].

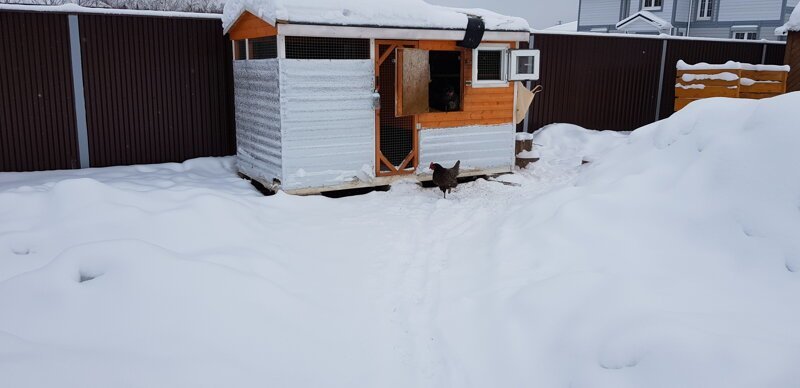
[[2, 94, 800, 387], [776, 6, 800, 35], [222, 0, 529, 32]]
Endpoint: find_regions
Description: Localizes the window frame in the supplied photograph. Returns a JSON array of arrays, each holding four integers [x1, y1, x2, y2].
[[472, 43, 509, 89], [732, 31, 758, 40], [508, 49, 541, 81], [642, 0, 663, 11], [697, 0, 713, 21]]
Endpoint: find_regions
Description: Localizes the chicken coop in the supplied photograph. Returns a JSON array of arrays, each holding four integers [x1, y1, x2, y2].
[[223, 0, 539, 194]]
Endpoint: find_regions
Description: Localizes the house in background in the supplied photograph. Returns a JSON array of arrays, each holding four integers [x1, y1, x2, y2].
[[578, 0, 798, 41]]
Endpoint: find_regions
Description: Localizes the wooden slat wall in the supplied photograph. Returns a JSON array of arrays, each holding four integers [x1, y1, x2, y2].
[[416, 40, 515, 129], [674, 67, 788, 111], [0, 11, 79, 172]]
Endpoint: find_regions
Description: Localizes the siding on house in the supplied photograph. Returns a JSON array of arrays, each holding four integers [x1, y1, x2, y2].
[[719, 0, 784, 22], [278, 59, 376, 191], [418, 124, 514, 175], [579, 0, 623, 26], [579, 0, 788, 40], [685, 27, 731, 39], [234, 59, 282, 186], [674, 0, 691, 23], [640, 0, 675, 24]]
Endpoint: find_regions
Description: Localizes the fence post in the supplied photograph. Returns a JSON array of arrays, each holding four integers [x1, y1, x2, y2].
[[522, 33, 535, 133], [761, 43, 768, 64], [654, 38, 669, 122], [67, 14, 90, 169]]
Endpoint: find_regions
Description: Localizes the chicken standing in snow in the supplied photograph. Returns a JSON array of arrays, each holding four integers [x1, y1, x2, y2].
[[430, 160, 460, 198]]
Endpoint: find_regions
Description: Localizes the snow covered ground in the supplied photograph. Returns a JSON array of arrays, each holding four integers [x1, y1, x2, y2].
[[2, 93, 800, 387]]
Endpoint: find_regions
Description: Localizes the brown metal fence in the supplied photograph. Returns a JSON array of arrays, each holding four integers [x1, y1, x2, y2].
[[0, 11, 79, 172], [526, 32, 787, 133], [0, 10, 235, 172], [78, 14, 235, 167]]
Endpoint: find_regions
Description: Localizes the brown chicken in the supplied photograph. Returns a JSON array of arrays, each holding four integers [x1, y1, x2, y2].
[[430, 160, 460, 198]]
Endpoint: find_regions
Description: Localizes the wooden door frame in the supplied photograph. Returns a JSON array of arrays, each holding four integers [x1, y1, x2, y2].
[[374, 40, 419, 177]]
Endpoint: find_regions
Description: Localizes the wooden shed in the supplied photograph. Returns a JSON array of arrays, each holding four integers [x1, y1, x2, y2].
[[222, 0, 538, 194]]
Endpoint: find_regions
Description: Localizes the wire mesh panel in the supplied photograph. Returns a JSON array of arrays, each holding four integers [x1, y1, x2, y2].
[[477, 50, 502, 80], [377, 42, 416, 174], [249, 36, 277, 59], [285, 36, 370, 59]]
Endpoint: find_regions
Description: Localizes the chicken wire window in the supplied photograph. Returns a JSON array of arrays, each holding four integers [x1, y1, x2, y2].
[[284, 37, 370, 60], [233, 40, 247, 60], [249, 36, 277, 59], [473, 44, 508, 87]]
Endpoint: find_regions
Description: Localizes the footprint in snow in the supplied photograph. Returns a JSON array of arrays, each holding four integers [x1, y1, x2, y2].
[[11, 247, 33, 255]]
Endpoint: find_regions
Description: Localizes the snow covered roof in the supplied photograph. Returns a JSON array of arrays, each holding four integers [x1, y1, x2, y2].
[[615, 11, 673, 32], [222, 0, 530, 33], [776, 6, 800, 35], [544, 21, 578, 32]]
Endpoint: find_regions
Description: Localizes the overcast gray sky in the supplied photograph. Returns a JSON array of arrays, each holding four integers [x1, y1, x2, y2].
[[429, 0, 579, 30]]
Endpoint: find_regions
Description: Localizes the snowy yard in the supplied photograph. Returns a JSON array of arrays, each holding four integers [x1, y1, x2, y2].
[[2, 93, 800, 387]]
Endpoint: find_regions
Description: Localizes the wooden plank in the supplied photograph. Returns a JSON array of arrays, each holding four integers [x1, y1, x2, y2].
[[740, 82, 785, 94], [675, 78, 738, 87], [419, 118, 511, 129], [464, 94, 514, 103], [229, 11, 277, 40], [674, 98, 697, 112], [676, 69, 740, 76], [674, 86, 739, 99], [741, 70, 788, 82], [740, 92, 782, 100]]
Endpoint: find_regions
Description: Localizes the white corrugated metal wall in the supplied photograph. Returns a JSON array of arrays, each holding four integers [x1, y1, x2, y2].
[[279, 59, 376, 191], [234, 59, 283, 185]]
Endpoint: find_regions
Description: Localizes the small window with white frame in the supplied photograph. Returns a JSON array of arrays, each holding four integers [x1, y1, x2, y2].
[[472, 44, 508, 88], [509, 49, 541, 81], [697, 0, 713, 20], [732, 31, 758, 40], [643, 0, 662, 11]]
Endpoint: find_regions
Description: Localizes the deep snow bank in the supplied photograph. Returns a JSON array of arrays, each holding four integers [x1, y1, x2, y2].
[[1, 93, 800, 388]]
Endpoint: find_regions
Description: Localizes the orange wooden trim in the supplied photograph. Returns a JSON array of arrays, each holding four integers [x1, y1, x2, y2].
[[379, 154, 398, 173], [377, 44, 396, 67], [398, 151, 415, 170], [229, 11, 277, 40]]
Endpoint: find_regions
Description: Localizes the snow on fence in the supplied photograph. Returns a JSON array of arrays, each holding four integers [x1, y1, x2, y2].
[[674, 61, 790, 111], [523, 32, 787, 133]]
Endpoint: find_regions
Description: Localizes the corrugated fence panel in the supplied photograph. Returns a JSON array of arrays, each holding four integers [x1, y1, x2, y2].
[[786, 33, 800, 93], [765, 43, 787, 67], [78, 14, 235, 168], [528, 34, 663, 132], [0, 11, 78, 172], [659, 40, 768, 119]]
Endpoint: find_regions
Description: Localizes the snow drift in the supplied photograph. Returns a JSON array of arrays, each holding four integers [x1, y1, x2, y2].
[[2, 93, 800, 387]]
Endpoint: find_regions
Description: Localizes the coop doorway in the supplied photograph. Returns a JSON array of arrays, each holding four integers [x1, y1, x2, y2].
[[375, 40, 419, 177]]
